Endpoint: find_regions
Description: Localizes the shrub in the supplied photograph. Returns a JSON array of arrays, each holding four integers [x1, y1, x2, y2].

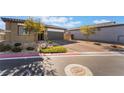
[[110, 45, 121, 48], [111, 45, 118, 48], [4, 44, 12, 51], [94, 42, 101, 46], [0, 44, 11, 52], [14, 43, 22, 47], [26, 47, 35, 51], [47, 40, 53, 44], [11, 47, 22, 52], [0, 44, 6, 52], [39, 46, 67, 53]]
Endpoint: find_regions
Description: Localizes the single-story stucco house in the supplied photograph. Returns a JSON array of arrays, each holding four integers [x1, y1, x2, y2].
[[69, 22, 124, 44], [0, 17, 124, 45], [0, 17, 68, 45]]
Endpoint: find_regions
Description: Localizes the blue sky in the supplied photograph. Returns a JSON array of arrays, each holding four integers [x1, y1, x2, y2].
[[1, 16, 124, 29]]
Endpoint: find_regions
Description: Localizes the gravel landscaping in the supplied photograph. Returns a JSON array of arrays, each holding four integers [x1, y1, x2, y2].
[[0, 60, 57, 76]]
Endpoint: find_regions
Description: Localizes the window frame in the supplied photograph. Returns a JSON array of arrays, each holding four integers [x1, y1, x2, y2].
[[17, 25, 30, 36]]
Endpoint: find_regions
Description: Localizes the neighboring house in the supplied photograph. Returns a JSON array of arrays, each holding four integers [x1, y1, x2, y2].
[[0, 17, 66, 44], [0, 28, 11, 43], [69, 22, 124, 44]]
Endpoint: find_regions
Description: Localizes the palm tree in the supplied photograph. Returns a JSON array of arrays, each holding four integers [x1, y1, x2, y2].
[[80, 25, 97, 40]]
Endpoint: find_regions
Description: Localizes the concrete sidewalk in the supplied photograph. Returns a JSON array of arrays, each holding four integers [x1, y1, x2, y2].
[[0, 52, 80, 59], [0, 52, 124, 60]]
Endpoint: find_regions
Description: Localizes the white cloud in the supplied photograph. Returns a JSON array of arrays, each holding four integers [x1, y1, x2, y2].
[[39, 16, 81, 28], [48, 21, 81, 28], [69, 17, 73, 20], [52, 23, 62, 27], [93, 19, 111, 24], [50, 17, 68, 23], [41, 16, 68, 23], [63, 21, 81, 28]]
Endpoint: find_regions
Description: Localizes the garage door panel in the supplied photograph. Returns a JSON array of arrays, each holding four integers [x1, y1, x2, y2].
[[47, 31, 64, 40], [119, 37, 124, 43]]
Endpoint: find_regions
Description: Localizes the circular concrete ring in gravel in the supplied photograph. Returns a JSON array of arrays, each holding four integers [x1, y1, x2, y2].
[[64, 64, 93, 76]]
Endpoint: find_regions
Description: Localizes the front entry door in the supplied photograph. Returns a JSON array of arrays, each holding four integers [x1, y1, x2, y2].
[[38, 33, 44, 41]]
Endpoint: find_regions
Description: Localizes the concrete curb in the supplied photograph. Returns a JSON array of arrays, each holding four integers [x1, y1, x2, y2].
[[0, 52, 124, 59], [0, 52, 80, 58]]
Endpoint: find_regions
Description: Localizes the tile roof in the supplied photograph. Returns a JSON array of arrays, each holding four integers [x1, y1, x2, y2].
[[68, 22, 124, 31], [1, 17, 66, 30], [1, 17, 25, 23]]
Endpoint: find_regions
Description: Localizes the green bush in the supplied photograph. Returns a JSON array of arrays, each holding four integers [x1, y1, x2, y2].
[[26, 47, 35, 51], [0, 44, 6, 52], [47, 40, 53, 44], [11, 47, 22, 52], [4, 44, 12, 51], [39, 46, 67, 53], [14, 43, 22, 47], [94, 42, 101, 46], [111, 45, 120, 48], [0, 44, 11, 52]]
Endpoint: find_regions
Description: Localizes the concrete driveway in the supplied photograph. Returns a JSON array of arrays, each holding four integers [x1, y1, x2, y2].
[[54, 40, 109, 52]]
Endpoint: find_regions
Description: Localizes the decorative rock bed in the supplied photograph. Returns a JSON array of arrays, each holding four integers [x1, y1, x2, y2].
[[0, 62, 57, 76]]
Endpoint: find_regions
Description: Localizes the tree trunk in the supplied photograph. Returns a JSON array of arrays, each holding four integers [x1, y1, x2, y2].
[[35, 32, 38, 42]]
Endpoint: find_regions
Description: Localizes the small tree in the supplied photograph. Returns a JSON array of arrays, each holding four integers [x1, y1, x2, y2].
[[24, 17, 47, 40], [80, 25, 97, 40]]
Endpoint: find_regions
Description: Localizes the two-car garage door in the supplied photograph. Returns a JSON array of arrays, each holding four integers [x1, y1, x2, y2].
[[47, 31, 64, 40]]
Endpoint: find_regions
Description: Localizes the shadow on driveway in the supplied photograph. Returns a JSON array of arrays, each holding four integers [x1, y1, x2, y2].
[[53, 40, 78, 45]]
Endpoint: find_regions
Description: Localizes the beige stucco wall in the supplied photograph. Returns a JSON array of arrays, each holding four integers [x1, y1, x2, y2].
[[0, 33, 5, 41], [5, 22, 36, 43], [64, 31, 72, 40], [0, 29, 11, 41], [4, 32, 11, 42]]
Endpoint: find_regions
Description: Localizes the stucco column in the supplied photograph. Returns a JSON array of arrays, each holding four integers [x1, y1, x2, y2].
[[35, 32, 38, 42], [44, 31, 48, 41]]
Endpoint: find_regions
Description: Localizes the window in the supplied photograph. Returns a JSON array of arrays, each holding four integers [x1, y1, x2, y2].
[[18, 26, 29, 35]]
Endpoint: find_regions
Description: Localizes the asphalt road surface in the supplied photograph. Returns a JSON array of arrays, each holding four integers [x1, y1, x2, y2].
[[1, 55, 124, 76], [48, 55, 124, 76]]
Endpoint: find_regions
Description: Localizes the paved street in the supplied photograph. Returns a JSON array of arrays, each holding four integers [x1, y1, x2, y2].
[[48, 55, 124, 76], [1, 53, 124, 76]]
